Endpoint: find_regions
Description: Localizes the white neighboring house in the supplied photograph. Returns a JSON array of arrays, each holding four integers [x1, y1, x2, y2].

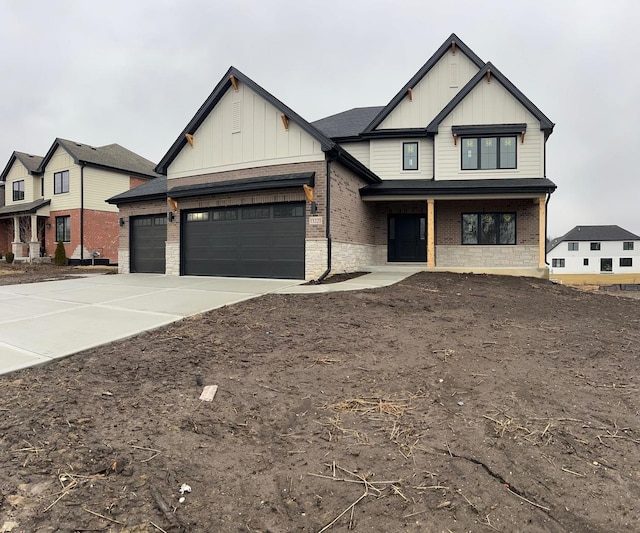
[[547, 225, 640, 277]]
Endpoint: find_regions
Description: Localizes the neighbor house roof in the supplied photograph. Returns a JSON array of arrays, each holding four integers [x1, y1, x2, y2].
[[548, 225, 640, 252], [107, 175, 167, 205], [0, 151, 44, 182], [39, 138, 161, 179], [426, 62, 555, 134], [362, 33, 485, 134], [154, 66, 380, 184], [360, 178, 557, 198], [0, 198, 50, 219]]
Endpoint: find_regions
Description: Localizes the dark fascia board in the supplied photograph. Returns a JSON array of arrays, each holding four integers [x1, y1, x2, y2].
[[328, 146, 382, 184], [362, 33, 485, 134], [74, 160, 157, 180], [451, 124, 527, 136], [0, 151, 43, 182], [108, 192, 167, 205], [360, 178, 557, 197], [38, 138, 72, 172], [155, 67, 336, 175], [359, 128, 431, 140], [167, 172, 316, 199], [427, 63, 555, 134]]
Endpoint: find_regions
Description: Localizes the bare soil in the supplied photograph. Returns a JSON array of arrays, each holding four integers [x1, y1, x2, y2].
[[0, 271, 638, 533], [0, 263, 116, 285]]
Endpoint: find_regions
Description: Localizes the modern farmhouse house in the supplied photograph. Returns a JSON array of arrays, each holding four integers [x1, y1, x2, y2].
[[0, 140, 160, 263], [547, 225, 640, 284], [109, 33, 556, 280]]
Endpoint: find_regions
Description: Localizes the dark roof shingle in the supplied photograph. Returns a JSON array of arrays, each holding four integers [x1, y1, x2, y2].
[[312, 106, 384, 139]]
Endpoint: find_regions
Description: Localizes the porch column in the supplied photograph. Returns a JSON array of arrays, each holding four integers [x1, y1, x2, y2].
[[427, 198, 435, 268], [13, 216, 20, 242], [538, 197, 546, 268], [29, 214, 39, 261]]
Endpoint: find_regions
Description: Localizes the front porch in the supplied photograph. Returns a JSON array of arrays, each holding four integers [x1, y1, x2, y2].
[[0, 199, 51, 262]]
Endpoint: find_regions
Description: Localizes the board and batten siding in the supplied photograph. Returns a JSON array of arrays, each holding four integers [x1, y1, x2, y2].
[[168, 83, 325, 179], [4, 161, 42, 206], [42, 147, 81, 211], [83, 167, 138, 212], [378, 50, 480, 130], [369, 138, 433, 180], [434, 80, 544, 180], [340, 141, 371, 167]]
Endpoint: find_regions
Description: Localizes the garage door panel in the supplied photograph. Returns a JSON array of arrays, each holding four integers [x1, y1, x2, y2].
[[130, 215, 167, 274], [183, 203, 305, 279]]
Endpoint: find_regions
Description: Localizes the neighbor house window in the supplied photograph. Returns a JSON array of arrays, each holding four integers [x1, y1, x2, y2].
[[55, 215, 71, 242], [54, 170, 70, 194], [600, 258, 612, 272], [568, 242, 579, 251], [552, 258, 565, 268], [462, 213, 516, 245], [403, 142, 418, 170], [620, 258, 633, 267], [12, 180, 24, 201], [590, 242, 601, 251], [461, 136, 516, 170], [583, 258, 589, 266], [623, 241, 634, 250]]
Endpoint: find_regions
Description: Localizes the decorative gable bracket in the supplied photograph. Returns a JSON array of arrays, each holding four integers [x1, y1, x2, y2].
[[451, 124, 528, 145]]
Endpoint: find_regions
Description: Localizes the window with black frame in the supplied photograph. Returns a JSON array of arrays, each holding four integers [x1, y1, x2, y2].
[[55, 215, 71, 242], [461, 136, 516, 170], [12, 180, 24, 201], [462, 213, 516, 245]]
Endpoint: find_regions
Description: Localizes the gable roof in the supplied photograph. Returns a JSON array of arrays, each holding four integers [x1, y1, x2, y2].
[[312, 106, 384, 140], [0, 151, 44, 182], [426, 62, 554, 134], [39, 138, 160, 179], [154, 66, 380, 184], [548, 225, 640, 251], [362, 33, 485, 134]]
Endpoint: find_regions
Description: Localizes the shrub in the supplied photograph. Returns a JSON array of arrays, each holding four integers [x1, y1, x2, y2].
[[54, 241, 68, 266], [5, 252, 14, 264]]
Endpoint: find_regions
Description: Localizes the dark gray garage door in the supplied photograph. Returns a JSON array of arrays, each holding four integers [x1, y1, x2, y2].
[[182, 203, 305, 279], [130, 214, 167, 273]]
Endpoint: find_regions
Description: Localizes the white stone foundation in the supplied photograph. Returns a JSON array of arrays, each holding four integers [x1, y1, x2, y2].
[[165, 241, 180, 276], [118, 249, 130, 274], [435, 245, 539, 268]]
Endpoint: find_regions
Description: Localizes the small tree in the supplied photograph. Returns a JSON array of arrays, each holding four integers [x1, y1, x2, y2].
[[54, 241, 68, 266]]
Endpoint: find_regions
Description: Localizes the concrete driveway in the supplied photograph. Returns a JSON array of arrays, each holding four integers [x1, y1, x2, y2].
[[0, 274, 303, 375]]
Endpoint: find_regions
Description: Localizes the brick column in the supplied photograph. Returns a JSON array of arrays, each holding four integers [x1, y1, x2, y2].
[[538, 196, 546, 268], [427, 199, 435, 267]]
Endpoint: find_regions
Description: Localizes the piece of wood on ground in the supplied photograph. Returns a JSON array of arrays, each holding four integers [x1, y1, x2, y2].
[[199, 385, 218, 402]]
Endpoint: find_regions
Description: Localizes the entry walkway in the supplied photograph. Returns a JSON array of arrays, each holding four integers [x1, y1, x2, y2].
[[0, 269, 421, 375]]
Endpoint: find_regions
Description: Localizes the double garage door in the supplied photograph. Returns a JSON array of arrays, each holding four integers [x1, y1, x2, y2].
[[183, 202, 305, 279]]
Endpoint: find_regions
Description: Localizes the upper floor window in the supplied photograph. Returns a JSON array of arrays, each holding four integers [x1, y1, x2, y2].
[[462, 212, 516, 245], [590, 242, 601, 251], [623, 241, 634, 250], [54, 170, 70, 194], [12, 180, 24, 201], [403, 142, 418, 171], [461, 136, 516, 170], [568, 242, 579, 251]]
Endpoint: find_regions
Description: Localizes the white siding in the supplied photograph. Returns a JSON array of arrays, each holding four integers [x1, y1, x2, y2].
[[43, 147, 81, 211], [379, 50, 480, 129], [369, 138, 433, 180], [5, 161, 42, 205], [340, 141, 370, 167], [84, 167, 136, 212], [548, 240, 640, 275], [168, 83, 325, 179], [434, 79, 544, 180]]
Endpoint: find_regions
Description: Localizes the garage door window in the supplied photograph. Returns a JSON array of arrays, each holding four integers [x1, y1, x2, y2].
[[242, 206, 270, 219], [213, 209, 238, 221], [187, 211, 209, 222], [274, 204, 304, 217]]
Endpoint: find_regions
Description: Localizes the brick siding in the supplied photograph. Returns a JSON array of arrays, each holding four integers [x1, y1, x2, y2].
[[0, 220, 11, 256]]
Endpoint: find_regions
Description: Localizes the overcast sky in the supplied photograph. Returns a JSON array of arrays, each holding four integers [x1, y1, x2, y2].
[[1, 0, 638, 238]]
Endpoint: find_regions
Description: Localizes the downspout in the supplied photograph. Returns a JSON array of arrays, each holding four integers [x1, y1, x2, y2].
[[544, 192, 551, 266], [80, 162, 85, 265], [314, 156, 333, 283]]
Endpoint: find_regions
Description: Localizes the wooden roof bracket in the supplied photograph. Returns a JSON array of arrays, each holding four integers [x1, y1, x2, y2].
[[168, 197, 178, 212], [281, 114, 289, 131], [452, 133, 457, 146], [185, 133, 195, 147], [451, 40, 456, 55], [230, 75, 239, 92], [408, 88, 413, 101], [521, 131, 526, 144], [486, 69, 492, 83]]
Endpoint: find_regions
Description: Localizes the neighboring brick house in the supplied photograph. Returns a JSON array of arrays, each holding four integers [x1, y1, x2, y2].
[[0, 140, 159, 263], [109, 33, 556, 280], [547, 225, 640, 284]]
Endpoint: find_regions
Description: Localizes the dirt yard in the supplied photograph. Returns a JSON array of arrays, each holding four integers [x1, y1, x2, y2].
[[0, 271, 638, 532], [0, 263, 116, 286]]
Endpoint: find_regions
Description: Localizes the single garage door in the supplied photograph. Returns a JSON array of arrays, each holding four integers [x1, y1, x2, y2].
[[182, 203, 305, 279], [130, 214, 167, 273]]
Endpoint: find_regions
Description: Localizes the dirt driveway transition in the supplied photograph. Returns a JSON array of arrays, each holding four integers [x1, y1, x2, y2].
[[0, 272, 638, 532]]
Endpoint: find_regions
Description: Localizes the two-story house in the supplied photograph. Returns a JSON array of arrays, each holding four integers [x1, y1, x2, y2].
[[0, 139, 160, 263], [109, 34, 556, 280], [547, 225, 640, 284]]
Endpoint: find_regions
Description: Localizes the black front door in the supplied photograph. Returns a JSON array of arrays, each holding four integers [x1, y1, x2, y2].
[[388, 214, 427, 262]]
